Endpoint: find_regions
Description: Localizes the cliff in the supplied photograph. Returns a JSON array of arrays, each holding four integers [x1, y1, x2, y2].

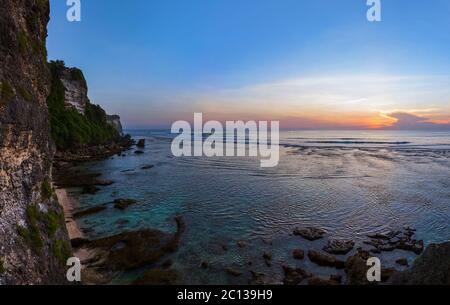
[[0, 0, 71, 284], [47, 60, 124, 151], [107, 115, 124, 136]]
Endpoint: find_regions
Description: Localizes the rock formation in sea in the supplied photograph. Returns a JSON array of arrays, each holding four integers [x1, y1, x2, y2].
[[0, 0, 71, 284]]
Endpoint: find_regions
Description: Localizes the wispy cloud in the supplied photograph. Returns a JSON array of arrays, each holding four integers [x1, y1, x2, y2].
[[182, 74, 450, 129]]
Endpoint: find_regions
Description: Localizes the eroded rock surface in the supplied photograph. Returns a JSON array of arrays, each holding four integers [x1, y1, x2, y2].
[[0, 0, 71, 284]]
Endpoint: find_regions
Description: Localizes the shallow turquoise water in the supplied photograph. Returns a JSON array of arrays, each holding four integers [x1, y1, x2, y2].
[[69, 130, 450, 284]]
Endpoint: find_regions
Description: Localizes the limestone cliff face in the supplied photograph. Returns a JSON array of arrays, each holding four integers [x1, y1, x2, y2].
[[107, 115, 124, 136], [48, 61, 124, 147], [59, 66, 124, 135], [0, 0, 71, 284], [59, 67, 89, 113]]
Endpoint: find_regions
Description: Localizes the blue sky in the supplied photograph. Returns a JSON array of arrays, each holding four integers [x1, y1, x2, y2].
[[47, 0, 450, 129]]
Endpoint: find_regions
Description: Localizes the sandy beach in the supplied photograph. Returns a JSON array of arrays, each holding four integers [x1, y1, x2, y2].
[[55, 188, 84, 241]]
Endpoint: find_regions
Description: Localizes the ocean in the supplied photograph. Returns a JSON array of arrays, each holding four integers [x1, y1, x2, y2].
[[67, 130, 450, 284]]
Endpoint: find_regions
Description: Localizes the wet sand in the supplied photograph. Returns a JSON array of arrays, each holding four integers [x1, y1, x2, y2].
[[55, 188, 84, 241]]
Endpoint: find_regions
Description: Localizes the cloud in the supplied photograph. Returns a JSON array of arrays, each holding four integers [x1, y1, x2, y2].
[[384, 112, 450, 130]]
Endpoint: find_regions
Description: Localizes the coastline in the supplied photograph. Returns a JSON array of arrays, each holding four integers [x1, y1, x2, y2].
[[55, 188, 84, 241]]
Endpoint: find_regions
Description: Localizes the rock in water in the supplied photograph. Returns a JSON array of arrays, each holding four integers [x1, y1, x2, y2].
[[282, 265, 313, 285], [137, 139, 146, 148], [114, 198, 138, 210], [132, 269, 178, 285], [396, 258, 409, 267], [323, 239, 355, 255], [293, 249, 305, 260], [345, 251, 371, 285], [226, 267, 243, 277], [308, 276, 341, 286], [293, 227, 327, 241], [308, 250, 345, 269], [141, 165, 154, 170], [389, 242, 450, 285], [73, 205, 108, 218]]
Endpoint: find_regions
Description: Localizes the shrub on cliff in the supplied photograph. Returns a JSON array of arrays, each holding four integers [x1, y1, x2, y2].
[[47, 61, 120, 150]]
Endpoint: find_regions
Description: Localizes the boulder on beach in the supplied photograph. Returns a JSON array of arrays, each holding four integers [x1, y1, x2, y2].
[[293, 227, 327, 241], [323, 239, 355, 255]]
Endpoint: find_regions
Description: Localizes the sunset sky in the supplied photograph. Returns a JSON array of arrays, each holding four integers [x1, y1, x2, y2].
[[47, 0, 450, 129]]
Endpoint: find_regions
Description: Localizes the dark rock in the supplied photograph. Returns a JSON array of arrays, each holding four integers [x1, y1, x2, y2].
[[226, 266, 243, 277], [396, 239, 424, 255], [161, 259, 173, 269], [396, 258, 409, 267], [345, 253, 370, 285], [308, 277, 340, 286], [381, 268, 398, 282], [132, 269, 178, 285], [367, 230, 400, 240], [141, 165, 154, 170], [95, 179, 114, 186], [85, 216, 185, 273], [71, 237, 89, 248], [134, 150, 144, 155], [308, 250, 345, 269], [237, 240, 247, 248], [262, 238, 272, 245], [330, 274, 343, 283], [136, 139, 146, 148], [323, 239, 355, 255], [113, 198, 138, 210], [73, 205, 108, 218], [282, 265, 313, 285], [293, 227, 326, 241], [201, 261, 209, 269], [263, 252, 272, 267], [249, 271, 273, 285], [292, 249, 305, 260], [389, 242, 450, 285]]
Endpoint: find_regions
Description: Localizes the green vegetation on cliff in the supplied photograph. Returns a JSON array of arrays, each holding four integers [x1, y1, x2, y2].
[[0, 81, 14, 105], [47, 61, 120, 150], [17, 204, 66, 253]]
